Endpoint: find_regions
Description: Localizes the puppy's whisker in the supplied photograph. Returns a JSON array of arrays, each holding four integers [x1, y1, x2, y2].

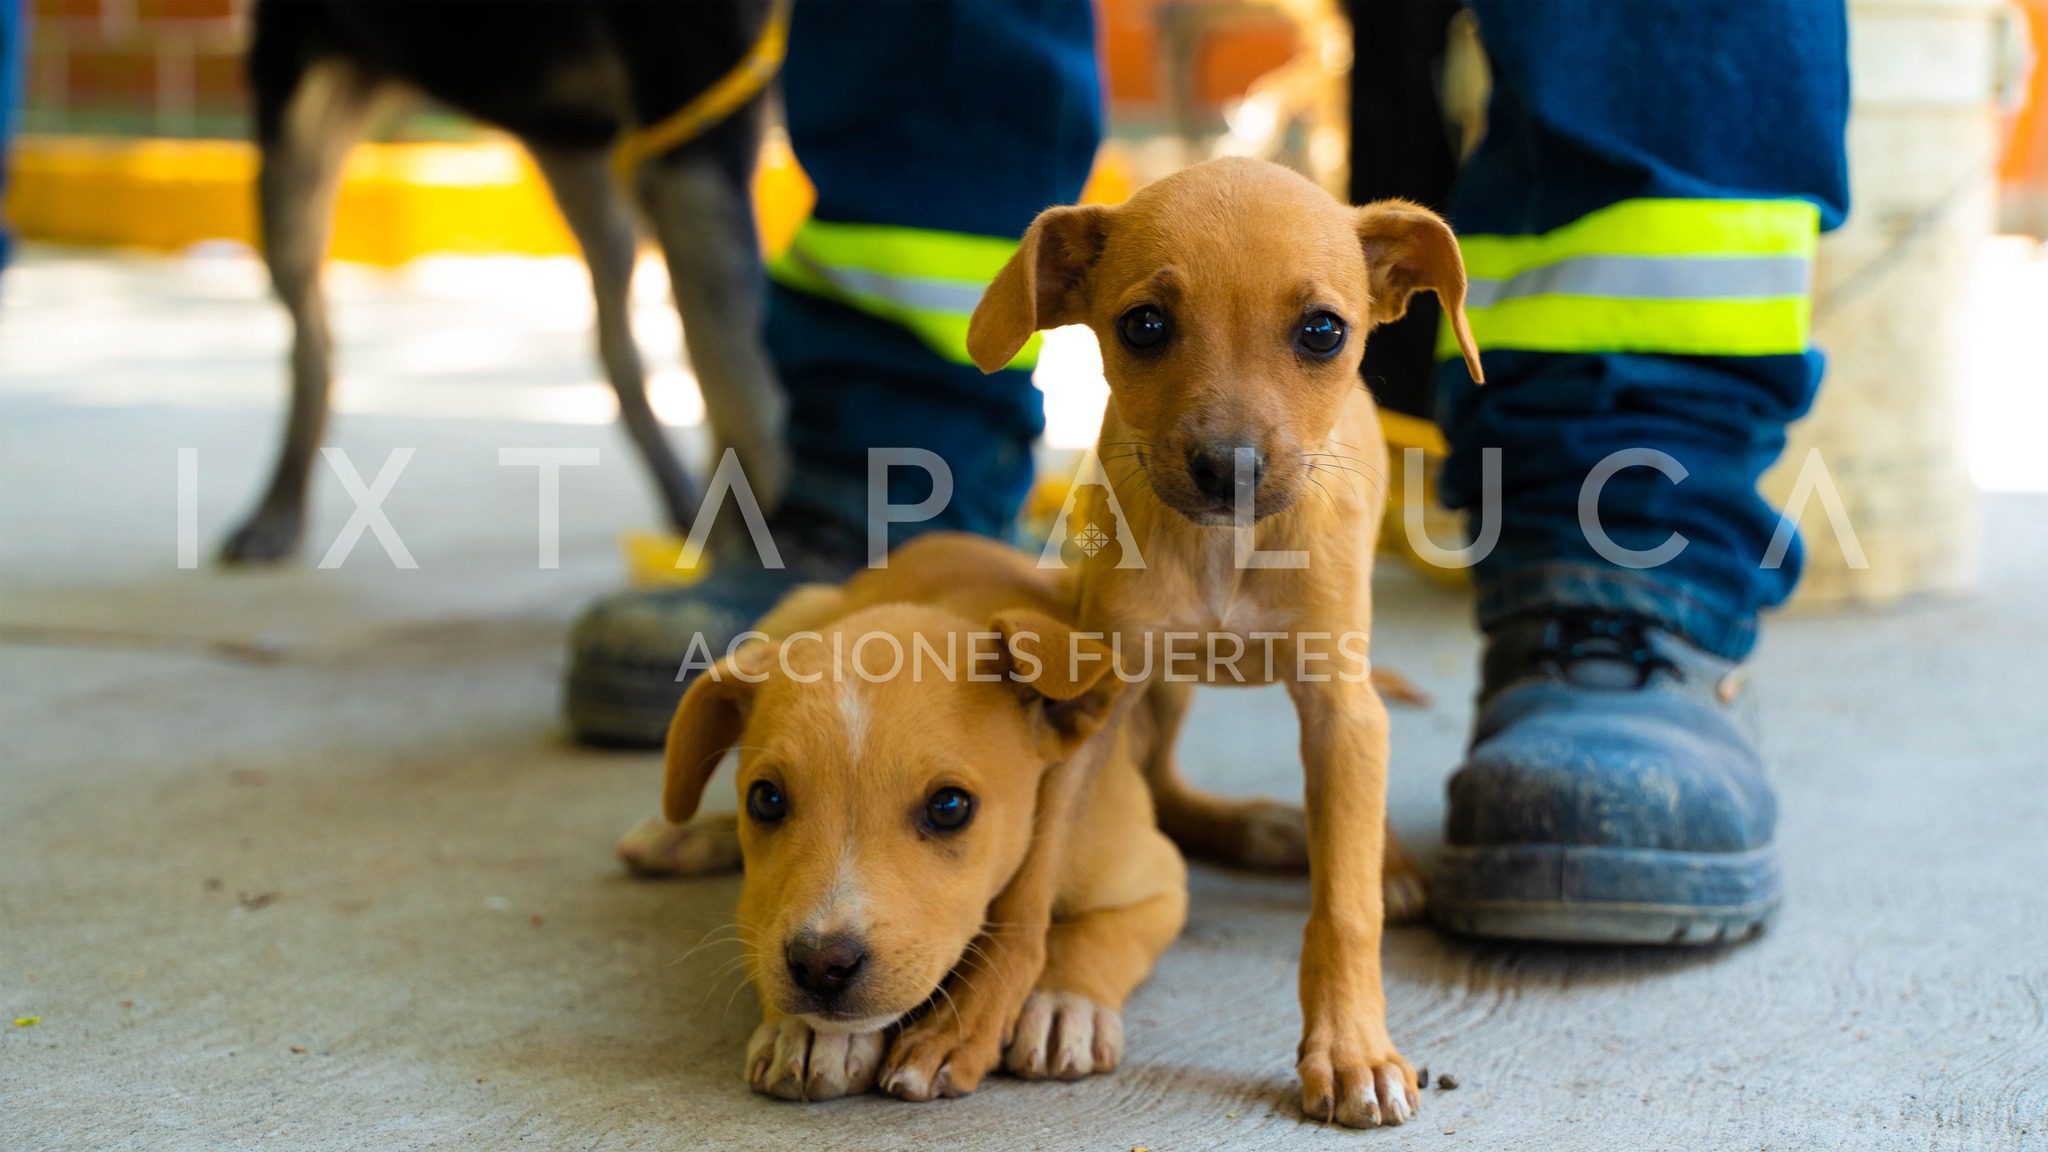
[[1301, 450, 1371, 468], [952, 941, 997, 985], [667, 926, 746, 968], [696, 956, 751, 997], [674, 922, 746, 961], [933, 978, 966, 1033], [1307, 459, 1374, 477], [699, 953, 758, 1015], [711, 937, 766, 1016], [720, 969, 759, 1016], [1310, 470, 1353, 504], [1300, 450, 1380, 475], [1096, 451, 1152, 470], [1304, 460, 1371, 489], [668, 938, 745, 972], [1305, 460, 1384, 497]]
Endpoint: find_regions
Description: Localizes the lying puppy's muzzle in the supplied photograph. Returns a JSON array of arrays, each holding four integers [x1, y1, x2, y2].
[[784, 930, 868, 1014]]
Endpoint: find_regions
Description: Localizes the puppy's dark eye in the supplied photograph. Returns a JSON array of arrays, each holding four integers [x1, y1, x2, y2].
[[922, 787, 975, 834], [1117, 305, 1172, 352], [1297, 312, 1347, 358], [746, 780, 788, 824]]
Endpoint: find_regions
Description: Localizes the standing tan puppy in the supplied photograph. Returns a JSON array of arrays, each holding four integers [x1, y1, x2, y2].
[[873, 157, 1483, 1127]]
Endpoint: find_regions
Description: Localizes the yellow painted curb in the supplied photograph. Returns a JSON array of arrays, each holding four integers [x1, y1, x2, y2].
[[4, 132, 1141, 266], [5, 133, 818, 265]]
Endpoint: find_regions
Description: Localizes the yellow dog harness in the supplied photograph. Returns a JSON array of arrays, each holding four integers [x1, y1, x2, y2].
[[609, 0, 793, 189]]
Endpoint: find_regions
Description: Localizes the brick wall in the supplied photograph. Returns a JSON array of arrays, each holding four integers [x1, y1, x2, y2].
[[25, 0, 252, 137]]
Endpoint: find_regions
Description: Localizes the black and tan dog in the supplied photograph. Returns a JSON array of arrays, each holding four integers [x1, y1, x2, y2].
[[226, 0, 786, 562]]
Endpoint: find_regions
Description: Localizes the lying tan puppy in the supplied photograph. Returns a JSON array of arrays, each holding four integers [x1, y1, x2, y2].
[[645, 533, 1187, 1099], [866, 156, 1485, 1127]]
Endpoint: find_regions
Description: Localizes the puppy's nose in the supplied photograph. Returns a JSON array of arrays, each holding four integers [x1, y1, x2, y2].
[[785, 932, 866, 1000], [1186, 442, 1265, 502]]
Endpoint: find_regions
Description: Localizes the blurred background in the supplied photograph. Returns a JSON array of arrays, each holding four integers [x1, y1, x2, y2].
[[6, 0, 2044, 607]]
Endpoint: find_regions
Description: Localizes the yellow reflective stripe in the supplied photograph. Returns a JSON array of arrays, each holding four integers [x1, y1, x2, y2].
[[1439, 295, 1812, 359], [770, 219, 1037, 369], [788, 219, 1023, 282], [1457, 199, 1819, 278], [1442, 198, 1820, 359]]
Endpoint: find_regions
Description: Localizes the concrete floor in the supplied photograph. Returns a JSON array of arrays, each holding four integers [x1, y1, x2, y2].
[[3, 247, 2045, 1150]]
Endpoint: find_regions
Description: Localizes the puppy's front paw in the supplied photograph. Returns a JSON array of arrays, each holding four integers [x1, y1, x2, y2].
[[878, 1009, 1004, 1101], [1297, 1028, 1418, 1129], [745, 1017, 884, 1101], [617, 814, 742, 877], [1004, 991, 1123, 1080]]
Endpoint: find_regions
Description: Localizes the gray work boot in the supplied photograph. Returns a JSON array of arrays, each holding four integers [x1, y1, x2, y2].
[[564, 505, 865, 747], [1431, 610, 1780, 945]]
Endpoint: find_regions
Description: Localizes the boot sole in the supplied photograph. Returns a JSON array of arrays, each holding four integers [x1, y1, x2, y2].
[[1430, 842, 1781, 946], [564, 660, 687, 749]]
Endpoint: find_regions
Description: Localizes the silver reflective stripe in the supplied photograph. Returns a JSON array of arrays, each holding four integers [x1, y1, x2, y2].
[[783, 248, 986, 315], [1464, 255, 1812, 308]]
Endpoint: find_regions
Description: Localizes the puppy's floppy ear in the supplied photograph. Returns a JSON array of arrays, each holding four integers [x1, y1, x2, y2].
[[988, 608, 1123, 752], [966, 205, 1113, 374], [1356, 199, 1485, 384], [661, 642, 770, 824]]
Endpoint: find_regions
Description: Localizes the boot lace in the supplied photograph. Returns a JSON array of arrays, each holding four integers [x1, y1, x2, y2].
[[1534, 610, 1682, 689]]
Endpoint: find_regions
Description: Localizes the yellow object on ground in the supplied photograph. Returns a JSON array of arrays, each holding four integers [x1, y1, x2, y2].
[[620, 532, 712, 588], [1377, 410, 1469, 587]]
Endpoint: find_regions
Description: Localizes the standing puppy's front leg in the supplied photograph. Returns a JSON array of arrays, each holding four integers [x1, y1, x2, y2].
[[1289, 672, 1417, 1128]]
